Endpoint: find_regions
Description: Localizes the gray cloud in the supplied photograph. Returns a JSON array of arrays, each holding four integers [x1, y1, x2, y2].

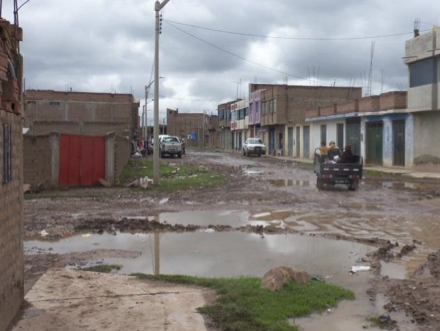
[[1, 0, 438, 113]]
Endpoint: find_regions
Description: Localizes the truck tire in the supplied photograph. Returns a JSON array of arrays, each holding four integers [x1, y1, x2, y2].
[[178, 152, 182, 159], [316, 177, 324, 190], [348, 179, 359, 191]]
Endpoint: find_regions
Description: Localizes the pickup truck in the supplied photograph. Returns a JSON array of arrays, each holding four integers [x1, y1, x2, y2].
[[160, 136, 183, 158], [313, 148, 363, 190]]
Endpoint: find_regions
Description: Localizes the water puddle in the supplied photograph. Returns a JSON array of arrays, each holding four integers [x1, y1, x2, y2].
[[269, 179, 313, 187], [381, 181, 417, 189], [26, 232, 374, 282]]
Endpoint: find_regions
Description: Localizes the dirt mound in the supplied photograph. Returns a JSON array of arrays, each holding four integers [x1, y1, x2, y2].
[[75, 217, 201, 234]]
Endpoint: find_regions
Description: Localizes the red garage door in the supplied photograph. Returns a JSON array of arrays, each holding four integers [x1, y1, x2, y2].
[[59, 134, 105, 186]]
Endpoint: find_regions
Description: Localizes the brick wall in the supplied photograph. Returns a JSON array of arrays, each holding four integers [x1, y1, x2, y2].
[[379, 91, 407, 110], [320, 104, 337, 116], [336, 100, 359, 114], [359, 96, 380, 112], [0, 110, 24, 331], [23, 90, 138, 138], [115, 136, 131, 184], [23, 135, 53, 188]]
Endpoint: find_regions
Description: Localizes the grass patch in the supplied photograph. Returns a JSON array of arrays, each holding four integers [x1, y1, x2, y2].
[[81, 264, 122, 273], [132, 274, 354, 331], [120, 159, 225, 191]]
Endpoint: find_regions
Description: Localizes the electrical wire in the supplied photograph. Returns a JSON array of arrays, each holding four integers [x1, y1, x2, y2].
[[165, 21, 307, 80], [164, 19, 430, 41]]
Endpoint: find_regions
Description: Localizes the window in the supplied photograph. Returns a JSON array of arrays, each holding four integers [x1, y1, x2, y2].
[[49, 101, 61, 106], [409, 58, 436, 88], [2, 123, 12, 184], [218, 109, 224, 120], [262, 102, 266, 115]]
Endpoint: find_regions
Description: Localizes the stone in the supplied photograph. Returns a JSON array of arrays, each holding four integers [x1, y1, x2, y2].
[[99, 179, 112, 188], [261, 266, 309, 292]]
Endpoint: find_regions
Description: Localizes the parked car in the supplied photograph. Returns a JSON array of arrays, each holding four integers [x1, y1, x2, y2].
[[243, 138, 266, 156], [160, 136, 183, 158]]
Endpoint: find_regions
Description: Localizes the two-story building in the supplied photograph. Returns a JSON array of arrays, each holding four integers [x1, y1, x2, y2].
[[405, 27, 440, 167], [250, 84, 361, 157]]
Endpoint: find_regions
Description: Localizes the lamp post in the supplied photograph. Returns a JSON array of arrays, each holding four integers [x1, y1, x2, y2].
[[153, 0, 170, 185]]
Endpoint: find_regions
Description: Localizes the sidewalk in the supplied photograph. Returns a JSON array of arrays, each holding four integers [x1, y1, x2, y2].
[[267, 154, 440, 180], [13, 268, 212, 331]]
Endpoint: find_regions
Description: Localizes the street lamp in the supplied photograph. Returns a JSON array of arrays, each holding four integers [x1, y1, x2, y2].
[[153, 0, 170, 185]]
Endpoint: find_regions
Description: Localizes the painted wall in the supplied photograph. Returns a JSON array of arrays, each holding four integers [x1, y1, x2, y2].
[[362, 113, 413, 167], [413, 111, 440, 162]]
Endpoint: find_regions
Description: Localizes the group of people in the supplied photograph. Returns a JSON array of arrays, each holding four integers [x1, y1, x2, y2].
[[318, 141, 355, 164]]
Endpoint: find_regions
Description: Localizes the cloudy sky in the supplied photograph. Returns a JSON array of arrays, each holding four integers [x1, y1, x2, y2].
[[1, 0, 439, 121]]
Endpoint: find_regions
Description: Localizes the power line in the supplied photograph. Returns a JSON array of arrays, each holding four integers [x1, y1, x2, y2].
[[165, 21, 307, 80], [164, 19, 429, 41]]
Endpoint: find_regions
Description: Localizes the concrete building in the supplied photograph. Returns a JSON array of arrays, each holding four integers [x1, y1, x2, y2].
[[22, 90, 140, 188], [0, 18, 24, 331], [405, 27, 440, 165], [249, 84, 361, 157], [166, 108, 207, 147]]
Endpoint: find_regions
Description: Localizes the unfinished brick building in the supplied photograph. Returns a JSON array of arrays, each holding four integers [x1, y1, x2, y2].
[[166, 108, 208, 147], [0, 18, 24, 331], [22, 90, 139, 188]]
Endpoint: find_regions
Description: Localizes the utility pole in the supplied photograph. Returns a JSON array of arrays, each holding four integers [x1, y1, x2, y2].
[[202, 111, 205, 149], [153, 0, 170, 185]]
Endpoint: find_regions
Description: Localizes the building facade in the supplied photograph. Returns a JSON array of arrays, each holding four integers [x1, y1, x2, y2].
[[405, 27, 440, 166], [22, 90, 139, 188], [0, 18, 24, 331], [305, 92, 411, 167], [249, 84, 361, 156]]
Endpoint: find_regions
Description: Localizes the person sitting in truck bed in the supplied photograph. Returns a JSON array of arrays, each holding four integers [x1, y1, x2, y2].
[[339, 145, 355, 163], [327, 141, 341, 160]]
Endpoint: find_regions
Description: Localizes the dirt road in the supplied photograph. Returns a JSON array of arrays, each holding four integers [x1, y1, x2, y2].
[[24, 150, 440, 330]]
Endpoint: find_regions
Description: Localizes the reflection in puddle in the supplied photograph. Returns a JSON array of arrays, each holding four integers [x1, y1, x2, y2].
[[269, 179, 313, 187], [25, 232, 373, 282], [382, 181, 416, 189]]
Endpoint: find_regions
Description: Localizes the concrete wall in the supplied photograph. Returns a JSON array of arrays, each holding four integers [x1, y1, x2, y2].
[[0, 111, 24, 331], [405, 29, 440, 112], [413, 111, 440, 163]]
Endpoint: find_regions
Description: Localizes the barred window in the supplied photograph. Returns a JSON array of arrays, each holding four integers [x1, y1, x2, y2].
[[2, 123, 12, 184]]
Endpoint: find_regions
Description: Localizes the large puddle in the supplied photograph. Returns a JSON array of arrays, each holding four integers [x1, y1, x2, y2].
[[25, 207, 434, 330]]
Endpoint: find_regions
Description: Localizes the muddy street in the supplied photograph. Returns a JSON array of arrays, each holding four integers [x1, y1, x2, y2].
[[23, 150, 440, 331]]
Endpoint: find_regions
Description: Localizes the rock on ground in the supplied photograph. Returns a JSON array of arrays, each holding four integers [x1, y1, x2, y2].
[[261, 266, 309, 292]]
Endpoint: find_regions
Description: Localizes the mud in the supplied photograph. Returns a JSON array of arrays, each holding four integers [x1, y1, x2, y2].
[[23, 150, 440, 331]]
